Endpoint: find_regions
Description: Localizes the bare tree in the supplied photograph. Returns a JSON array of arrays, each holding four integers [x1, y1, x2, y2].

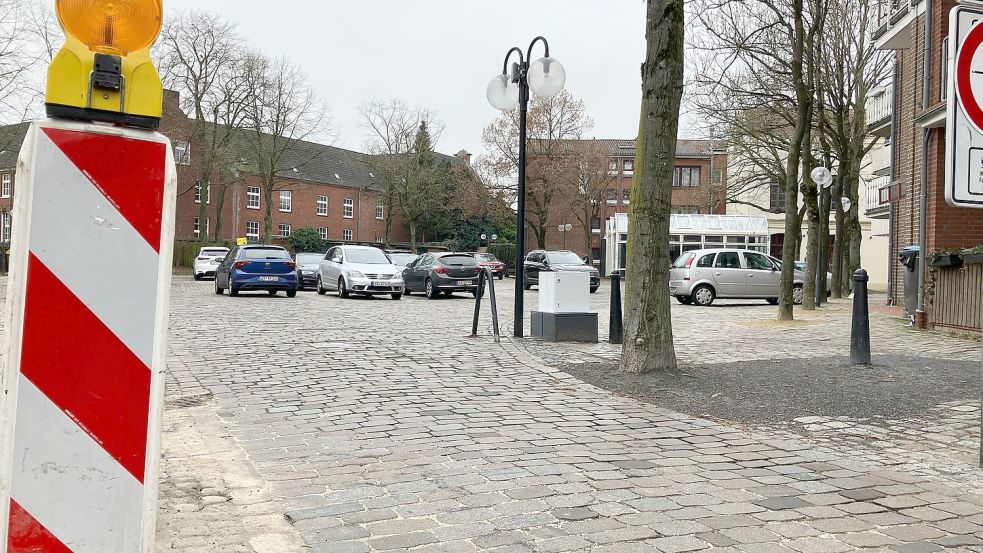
[[620, 0, 685, 374], [158, 9, 249, 241], [564, 140, 617, 262], [358, 98, 444, 247], [0, 0, 40, 125], [240, 53, 328, 240], [481, 90, 593, 249]]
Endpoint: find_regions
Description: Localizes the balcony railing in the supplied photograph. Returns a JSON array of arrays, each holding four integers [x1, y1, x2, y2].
[[866, 88, 892, 129], [866, 176, 891, 213]]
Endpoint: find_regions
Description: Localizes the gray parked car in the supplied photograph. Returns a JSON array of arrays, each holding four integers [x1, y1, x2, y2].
[[316, 245, 405, 299], [669, 248, 806, 306]]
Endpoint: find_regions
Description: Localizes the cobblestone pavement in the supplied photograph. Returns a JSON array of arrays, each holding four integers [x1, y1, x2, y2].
[[155, 276, 983, 552]]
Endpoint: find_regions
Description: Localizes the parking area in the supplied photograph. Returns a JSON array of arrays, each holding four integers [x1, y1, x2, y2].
[[150, 274, 983, 552]]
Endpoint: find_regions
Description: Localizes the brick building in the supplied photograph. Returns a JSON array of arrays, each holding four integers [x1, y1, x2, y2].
[[529, 138, 728, 262], [0, 92, 469, 253], [869, 0, 983, 325]]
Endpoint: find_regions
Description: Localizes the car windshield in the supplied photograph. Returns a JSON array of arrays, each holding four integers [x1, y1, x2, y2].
[[546, 252, 584, 265], [439, 255, 477, 266], [388, 253, 417, 266], [202, 249, 228, 257], [346, 248, 391, 264], [672, 253, 696, 268], [475, 254, 497, 262], [243, 248, 290, 260], [295, 254, 323, 265]]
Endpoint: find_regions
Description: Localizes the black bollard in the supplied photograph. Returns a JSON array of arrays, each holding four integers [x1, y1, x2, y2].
[[850, 269, 871, 365], [609, 273, 623, 344]]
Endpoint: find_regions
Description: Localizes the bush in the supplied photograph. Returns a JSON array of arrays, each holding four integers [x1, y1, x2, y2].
[[288, 227, 327, 253], [487, 242, 517, 265]]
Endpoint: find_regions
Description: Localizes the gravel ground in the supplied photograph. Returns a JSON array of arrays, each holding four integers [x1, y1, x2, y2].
[[561, 354, 980, 425]]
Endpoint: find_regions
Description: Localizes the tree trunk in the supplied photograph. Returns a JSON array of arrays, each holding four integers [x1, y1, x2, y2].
[[619, 0, 683, 374], [801, 129, 819, 311], [831, 172, 845, 298], [263, 179, 274, 241], [409, 221, 418, 253], [198, 188, 208, 243], [213, 183, 228, 242]]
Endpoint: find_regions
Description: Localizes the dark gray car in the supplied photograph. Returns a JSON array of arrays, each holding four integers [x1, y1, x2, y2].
[[403, 253, 482, 299], [524, 250, 601, 293]]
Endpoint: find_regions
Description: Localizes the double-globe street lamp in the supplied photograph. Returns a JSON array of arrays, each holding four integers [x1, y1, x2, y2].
[[487, 37, 566, 337]]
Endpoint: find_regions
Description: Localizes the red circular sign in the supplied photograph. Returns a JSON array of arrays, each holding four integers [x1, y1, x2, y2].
[[956, 22, 983, 133]]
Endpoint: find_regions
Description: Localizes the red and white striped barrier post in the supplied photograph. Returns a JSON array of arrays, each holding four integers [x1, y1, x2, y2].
[[0, 118, 176, 552]]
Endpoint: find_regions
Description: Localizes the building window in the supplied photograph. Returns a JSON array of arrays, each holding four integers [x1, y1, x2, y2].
[[623, 160, 634, 174], [343, 229, 353, 241], [607, 189, 618, 202], [279, 190, 292, 212], [317, 195, 328, 216], [375, 205, 385, 220], [246, 186, 260, 209], [174, 141, 191, 165], [608, 161, 618, 175], [1, 174, 10, 198], [670, 206, 700, 214], [1, 212, 10, 242], [194, 181, 210, 204], [769, 181, 787, 213], [941, 36, 949, 101], [193, 217, 210, 238], [343, 198, 354, 218], [278, 223, 291, 238], [246, 221, 259, 239], [318, 227, 328, 240], [673, 167, 701, 187]]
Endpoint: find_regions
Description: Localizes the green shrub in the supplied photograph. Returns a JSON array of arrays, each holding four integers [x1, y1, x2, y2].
[[287, 228, 327, 254]]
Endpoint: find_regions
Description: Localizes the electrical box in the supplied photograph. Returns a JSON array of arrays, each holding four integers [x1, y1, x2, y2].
[[538, 271, 591, 314]]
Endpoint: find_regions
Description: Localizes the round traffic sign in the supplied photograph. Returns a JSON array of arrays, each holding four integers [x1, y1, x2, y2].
[[956, 22, 983, 133]]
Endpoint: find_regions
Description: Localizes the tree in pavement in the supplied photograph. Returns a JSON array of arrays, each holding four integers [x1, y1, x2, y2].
[[394, 122, 447, 252], [564, 140, 617, 263], [619, 0, 684, 374]]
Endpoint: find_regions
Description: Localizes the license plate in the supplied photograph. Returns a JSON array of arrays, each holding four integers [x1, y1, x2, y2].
[[457, 280, 473, 286], [372, 281, 391, 287], [259, 276, 278, 282]]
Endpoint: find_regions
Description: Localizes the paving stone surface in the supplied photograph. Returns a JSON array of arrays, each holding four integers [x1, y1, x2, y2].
[[146, 277, 983, 551]]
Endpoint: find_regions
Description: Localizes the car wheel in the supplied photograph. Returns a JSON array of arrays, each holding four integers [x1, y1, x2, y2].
[[338, 277, 350, 298], [523, 281, 532, 290], [214, 277, 223, 295], [286, 289, 297, 298], [675, 296, 692, 305], [590, 286, 599, 294], [391, 293, 402, 300], [497, 274, 504, 280], [316, 275, 327, 296], [229, 279, 239, 297], [426, 279, 438, 299], [767, 298, 779, 305], [268, 290, 278, 296], [194, 274, 202, 281], [792, 285, 804, 305], [692, 285, 715, 306]]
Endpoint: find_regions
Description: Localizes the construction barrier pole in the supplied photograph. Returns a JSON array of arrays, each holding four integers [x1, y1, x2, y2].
[[0, 119, 176, 552]]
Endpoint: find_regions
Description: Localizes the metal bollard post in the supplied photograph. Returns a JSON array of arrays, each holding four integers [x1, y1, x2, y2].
[[850, 269, 871, 365], [609, 272, 623, 344]]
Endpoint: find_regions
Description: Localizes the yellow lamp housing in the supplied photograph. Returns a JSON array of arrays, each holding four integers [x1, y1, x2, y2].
[[45, 0, 164, 130]]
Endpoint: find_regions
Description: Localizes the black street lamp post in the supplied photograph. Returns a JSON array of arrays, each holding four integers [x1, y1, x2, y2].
[[487, 36, 566, 337]]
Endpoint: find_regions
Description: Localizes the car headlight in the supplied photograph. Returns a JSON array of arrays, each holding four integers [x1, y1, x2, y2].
[[348, 270, 365, 278]]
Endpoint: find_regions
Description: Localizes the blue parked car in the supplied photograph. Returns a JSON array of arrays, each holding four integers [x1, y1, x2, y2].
[[214, 245, 299, 297]]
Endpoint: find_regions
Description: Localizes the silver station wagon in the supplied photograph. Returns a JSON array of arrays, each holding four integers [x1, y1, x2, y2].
[[669, 248, 806, 306]]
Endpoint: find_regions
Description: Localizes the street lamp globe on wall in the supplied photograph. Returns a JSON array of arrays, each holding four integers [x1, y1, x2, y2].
[[487, 36, 565, 338]]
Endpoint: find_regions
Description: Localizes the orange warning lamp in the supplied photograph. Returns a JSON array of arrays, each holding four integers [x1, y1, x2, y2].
[[57, 0, 163, 55], [46, 0, 164, 129]]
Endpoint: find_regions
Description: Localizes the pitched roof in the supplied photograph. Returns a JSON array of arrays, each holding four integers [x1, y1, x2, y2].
[[0, 122, 30, 170], [590, 138, 726, 158]]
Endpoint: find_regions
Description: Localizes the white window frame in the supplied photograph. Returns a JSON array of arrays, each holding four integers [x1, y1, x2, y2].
[[343, 198, 354, 219], [1, 212, 10, 242], [343, 229, 353, 241], [318, 227, 328, 240], [246, 221, 260, 239], [194, 181, 211, 204], [246, 186, 260, 209], [174, 141, 191, 165], [1, 174, 10, 198], [941, 36, 949, 102], [278, 223, 292, 238], [279, 190, 292, 213], [317, 195, 328, 216], [193, 217, 210, 238], [375, 205, 385, 220]]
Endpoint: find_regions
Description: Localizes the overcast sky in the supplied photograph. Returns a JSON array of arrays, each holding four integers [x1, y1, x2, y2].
[[166, 0, 663, 157]]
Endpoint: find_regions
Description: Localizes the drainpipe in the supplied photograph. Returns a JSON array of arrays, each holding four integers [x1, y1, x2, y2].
[[887, 58, 899, 303], [915, 0, 932, 327]]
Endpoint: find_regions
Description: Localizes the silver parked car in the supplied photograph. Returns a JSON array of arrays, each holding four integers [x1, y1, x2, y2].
[[669, 249, 806, 306], [316, 245, 405, 299]]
